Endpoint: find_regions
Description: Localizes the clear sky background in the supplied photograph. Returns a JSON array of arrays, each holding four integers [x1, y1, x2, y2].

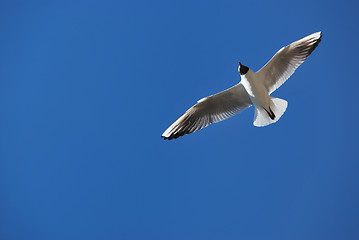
[[0, 0, 358, 239]]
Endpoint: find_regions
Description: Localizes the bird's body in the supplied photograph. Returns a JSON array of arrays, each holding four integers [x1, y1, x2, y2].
[[162, 32, 322, 140], [241, 69, 270, 114]]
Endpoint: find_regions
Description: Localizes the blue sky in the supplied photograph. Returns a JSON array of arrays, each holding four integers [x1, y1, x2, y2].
[[0, 0, 359, 239]]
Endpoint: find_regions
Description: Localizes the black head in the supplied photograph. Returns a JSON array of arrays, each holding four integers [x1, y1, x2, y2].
[[238, 61, 249, 75]]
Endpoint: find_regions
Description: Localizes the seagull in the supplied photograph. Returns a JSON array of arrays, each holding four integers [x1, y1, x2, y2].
[[162, 32, 322, 140]]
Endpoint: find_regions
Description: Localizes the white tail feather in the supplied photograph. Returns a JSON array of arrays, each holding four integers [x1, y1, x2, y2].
[[253, 97, 288, 127]]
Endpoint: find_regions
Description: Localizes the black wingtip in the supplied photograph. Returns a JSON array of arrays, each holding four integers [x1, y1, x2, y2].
[[161, 135, 172, 140], [313, 32, 322, 47], [162, 134, 182, 140], [305, 32, 322, 57]]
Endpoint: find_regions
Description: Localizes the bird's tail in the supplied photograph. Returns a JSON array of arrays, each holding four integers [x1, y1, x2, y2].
[[253, 97, 288, 127]]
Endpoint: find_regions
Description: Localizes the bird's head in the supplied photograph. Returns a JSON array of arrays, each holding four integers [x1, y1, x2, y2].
[[238, 61, 249, 75]]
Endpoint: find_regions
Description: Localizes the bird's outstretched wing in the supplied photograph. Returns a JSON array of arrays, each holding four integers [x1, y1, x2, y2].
[[162, 83, 252, 140], [256, 32, 322, 94]]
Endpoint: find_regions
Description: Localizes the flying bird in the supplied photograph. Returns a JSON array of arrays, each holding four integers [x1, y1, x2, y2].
[[162, 32, 322, 140]]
